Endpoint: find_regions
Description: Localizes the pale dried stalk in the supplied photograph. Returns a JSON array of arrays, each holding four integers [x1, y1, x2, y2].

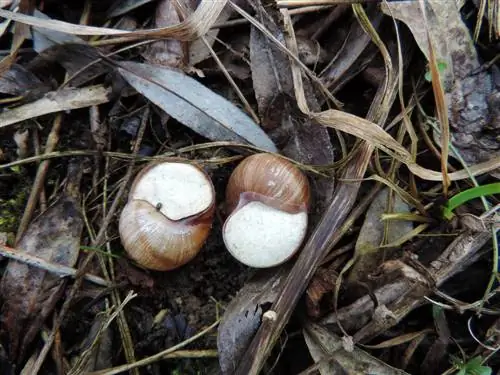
[[0, 0, 227, 40], [277, 0, 367, 6]]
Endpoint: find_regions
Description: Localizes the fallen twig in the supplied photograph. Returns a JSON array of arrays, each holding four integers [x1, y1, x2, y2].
[[0, 244, 110, 287]]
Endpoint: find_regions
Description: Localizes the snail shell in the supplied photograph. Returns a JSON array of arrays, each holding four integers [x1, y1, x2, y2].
[[223, 153, 310, 268], [119, 161, 215, 271]]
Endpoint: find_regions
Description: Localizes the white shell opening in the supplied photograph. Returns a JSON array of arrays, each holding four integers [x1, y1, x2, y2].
[[223, 201, 308, 268], [131, 163, 214, 221]]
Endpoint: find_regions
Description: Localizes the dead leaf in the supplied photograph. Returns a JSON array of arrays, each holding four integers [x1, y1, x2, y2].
[[0, 1, 227, 40], [303, 321, 411, 375], [10, 0, 34, 58], [320, 4, 383, 92], [189, 4, 236, 65], [30, 10, 84, 53], [347, 188, 413, 284], [313, 109, 500, 180], [117, 61, 277, 152], [305, 265, 339, 318], [0, 64, 48, 96], [0, 171, 84, 363], [27, 43, 112, 88]]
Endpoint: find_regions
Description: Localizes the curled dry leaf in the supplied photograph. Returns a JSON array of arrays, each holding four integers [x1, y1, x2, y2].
[[117, 61, 277, 152], [313, 109, 500, 181], [0, 0, 227, 40], [0, 188, 83, 363]]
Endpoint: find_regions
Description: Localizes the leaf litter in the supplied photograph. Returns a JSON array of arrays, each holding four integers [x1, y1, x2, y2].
[[0, 0, 497, 374]]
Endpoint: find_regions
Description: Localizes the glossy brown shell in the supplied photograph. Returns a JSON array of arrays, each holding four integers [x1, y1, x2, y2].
[[225, 153, 310, 215], [119, 161, 215, 271], [119, 200, 214, 271]]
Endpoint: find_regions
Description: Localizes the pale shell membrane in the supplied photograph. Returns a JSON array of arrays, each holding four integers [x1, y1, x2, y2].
[[222, 201, 308, 268], [130, 162, 214, 221], [119, 200, 212, 271]]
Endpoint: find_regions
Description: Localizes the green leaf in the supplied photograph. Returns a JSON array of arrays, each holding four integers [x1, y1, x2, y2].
[[442, 183, 500, 220], [460, 356, 492, 375]]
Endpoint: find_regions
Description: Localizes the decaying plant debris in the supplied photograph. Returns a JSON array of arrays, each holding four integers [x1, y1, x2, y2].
[[0, 0, 498, 374]]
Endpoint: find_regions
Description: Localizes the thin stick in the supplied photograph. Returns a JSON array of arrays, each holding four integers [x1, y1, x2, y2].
[[32, 127, 47, 211], [211, 5, 333, 29], [0, 244, 110, 287], [15, 113, 63, 244]]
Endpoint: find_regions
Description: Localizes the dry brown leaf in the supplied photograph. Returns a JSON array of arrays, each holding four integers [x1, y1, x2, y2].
[[313, 109, 500, 180], [0, 186, 83, 363], [303, 321, 410, 375]]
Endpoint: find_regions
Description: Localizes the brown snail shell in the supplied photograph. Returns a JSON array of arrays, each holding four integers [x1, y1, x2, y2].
[[119, 161, 215, 271], [223, 153, 310, 268]]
